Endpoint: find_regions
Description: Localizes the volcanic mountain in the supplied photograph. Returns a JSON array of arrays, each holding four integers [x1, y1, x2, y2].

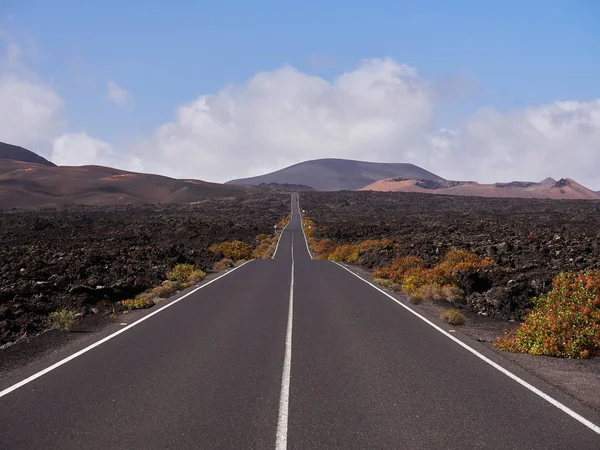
[[0, 142, 55, 166], [362, 177, 600, 200], [227, 158, 444, 191], [0, 145, 267, 209]]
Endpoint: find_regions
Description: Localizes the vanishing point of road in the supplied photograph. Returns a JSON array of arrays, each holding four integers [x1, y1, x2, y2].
[[1, 194, 599, 449]]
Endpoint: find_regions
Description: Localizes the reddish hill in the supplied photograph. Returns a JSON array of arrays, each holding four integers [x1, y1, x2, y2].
[[0, 160, 267, 209], [361, 177, 600, 200]]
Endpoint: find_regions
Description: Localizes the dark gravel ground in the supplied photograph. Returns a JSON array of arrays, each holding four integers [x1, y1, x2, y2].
[[300, 191, 600, 320], [0, 194, 290, 346]]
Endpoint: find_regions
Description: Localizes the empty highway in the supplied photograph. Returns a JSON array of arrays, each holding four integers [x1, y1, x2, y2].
[[0, 194, 599, 449]]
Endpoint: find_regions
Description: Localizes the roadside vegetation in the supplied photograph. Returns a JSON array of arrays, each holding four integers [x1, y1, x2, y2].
[[49, 309, 80, 331], [495, 270, 600, 358], [440, 309, 466, 326], [119, 214, 291, 314]]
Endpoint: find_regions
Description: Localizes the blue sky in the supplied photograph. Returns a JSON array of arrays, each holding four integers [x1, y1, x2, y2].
[[1, 1, 599, 185]]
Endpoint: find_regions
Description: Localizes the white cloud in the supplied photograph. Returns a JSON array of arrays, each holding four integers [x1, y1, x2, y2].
[[2, 37, 599, 190], [79, 58, 599, 190], [138, 58, 434, 181], [422, 100, 600, 187], [52, 132, 142, 170], [107, 80, 132, 108], [0, 36, 65, 152]]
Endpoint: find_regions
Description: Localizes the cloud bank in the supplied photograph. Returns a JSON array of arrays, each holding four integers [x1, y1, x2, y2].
[[0, 38, 598, 188]]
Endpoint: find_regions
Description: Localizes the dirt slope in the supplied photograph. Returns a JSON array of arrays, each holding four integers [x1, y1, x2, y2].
[[362, 177, 600, 200], [0, 160, 266, 209]]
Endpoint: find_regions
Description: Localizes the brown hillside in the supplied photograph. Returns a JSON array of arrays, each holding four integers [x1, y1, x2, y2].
[[0, 160, 266, 209]]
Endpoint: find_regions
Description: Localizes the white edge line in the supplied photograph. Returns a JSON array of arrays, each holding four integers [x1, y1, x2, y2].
[[275, 237, 294, 449], [296, 194, 313, 260], [333, 261, 600, 436], [272, 194, 294, 259], [0, 260, 254, 399]]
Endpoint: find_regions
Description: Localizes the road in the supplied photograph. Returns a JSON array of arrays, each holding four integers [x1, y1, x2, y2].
[[0, 194, 599, 449]]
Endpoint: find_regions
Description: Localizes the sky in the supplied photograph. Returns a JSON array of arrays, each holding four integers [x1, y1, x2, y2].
[[0, 0, 599, 187]]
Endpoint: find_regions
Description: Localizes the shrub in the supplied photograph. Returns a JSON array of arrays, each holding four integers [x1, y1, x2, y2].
[[168, 263, 195, 282], [209, 241, 253, 261], [442, 285, 465, 303], [374, 278, 399, 290], [151, 281, 181, 299], [187, 269, 206, 284], [414, 284, 445, 301], [373, 250, 492, 295], [302, 218, 316, 237], [309, 238, 336, 259], [440, 309, 466, 325], [122, 296, 155, 310], [49, 309, 79, 331], [276, 215, 291, 229], [328, 244, 360, 263], [373, 256, 427, 285], [430, 249, 493, 286], [253, 242, 275, 259], [213, 258, 235, 271], [495, 271, 600, 358]]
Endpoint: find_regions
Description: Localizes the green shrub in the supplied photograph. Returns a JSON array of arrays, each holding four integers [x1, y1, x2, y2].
[[168, 263, 195, 282], [374, 278, 399, 290], [209, 241, 253, 261], [49, 309, 79, 331], [440, 309, 466, 325], [442, 285, 465, 303], [213, 258, 235, 271], [122, 296, 155, 310], [495, 271, 600, 358]]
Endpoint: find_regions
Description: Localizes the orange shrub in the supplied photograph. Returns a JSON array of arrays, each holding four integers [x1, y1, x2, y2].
[[429, 249, 493, 286], [310, 238, 336, 259], [495, 271, 600, 358], [209, 240, 253, 261], [373, 256, 427, 284]]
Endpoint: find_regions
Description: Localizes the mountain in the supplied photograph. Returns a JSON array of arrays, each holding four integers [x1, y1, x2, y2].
[[362, 177, 600, 200], [0, 142, 55, 166], [0, 160, 267, 209], [227, 158, 444, 191]]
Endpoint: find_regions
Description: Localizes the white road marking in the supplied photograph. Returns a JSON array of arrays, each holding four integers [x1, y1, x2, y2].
[[296, 195, 313, 260], [0, 261, 254, 400], [272, 194, 295, 259], [275, 238, 294, 450], [333, 261, 600, 435]]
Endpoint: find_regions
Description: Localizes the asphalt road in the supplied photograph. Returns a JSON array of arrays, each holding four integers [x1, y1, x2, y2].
[[1, 194, 599, 449]]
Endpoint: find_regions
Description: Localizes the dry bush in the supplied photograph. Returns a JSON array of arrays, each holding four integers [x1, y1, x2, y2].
[[374, 278, 399, 290], [49, 309, 79, 331], [151, 281, 181, 299], [429, 249, 493, 286], [440, 309, 466, 325], [187, 269, 206, 285], [213, 258, 235, 271], [442, 285, 465, 303], [209, 241, 253, 261]]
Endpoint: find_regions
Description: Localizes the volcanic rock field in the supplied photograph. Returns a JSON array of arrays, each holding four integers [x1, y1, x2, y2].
[[0, 194, 290, 346], [300, 191, 600, 320]]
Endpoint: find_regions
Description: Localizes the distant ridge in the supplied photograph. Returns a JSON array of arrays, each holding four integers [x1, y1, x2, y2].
[[362, 177, 600, 200], [0, 142, 55, 166], [227, 158, 444, 191]]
